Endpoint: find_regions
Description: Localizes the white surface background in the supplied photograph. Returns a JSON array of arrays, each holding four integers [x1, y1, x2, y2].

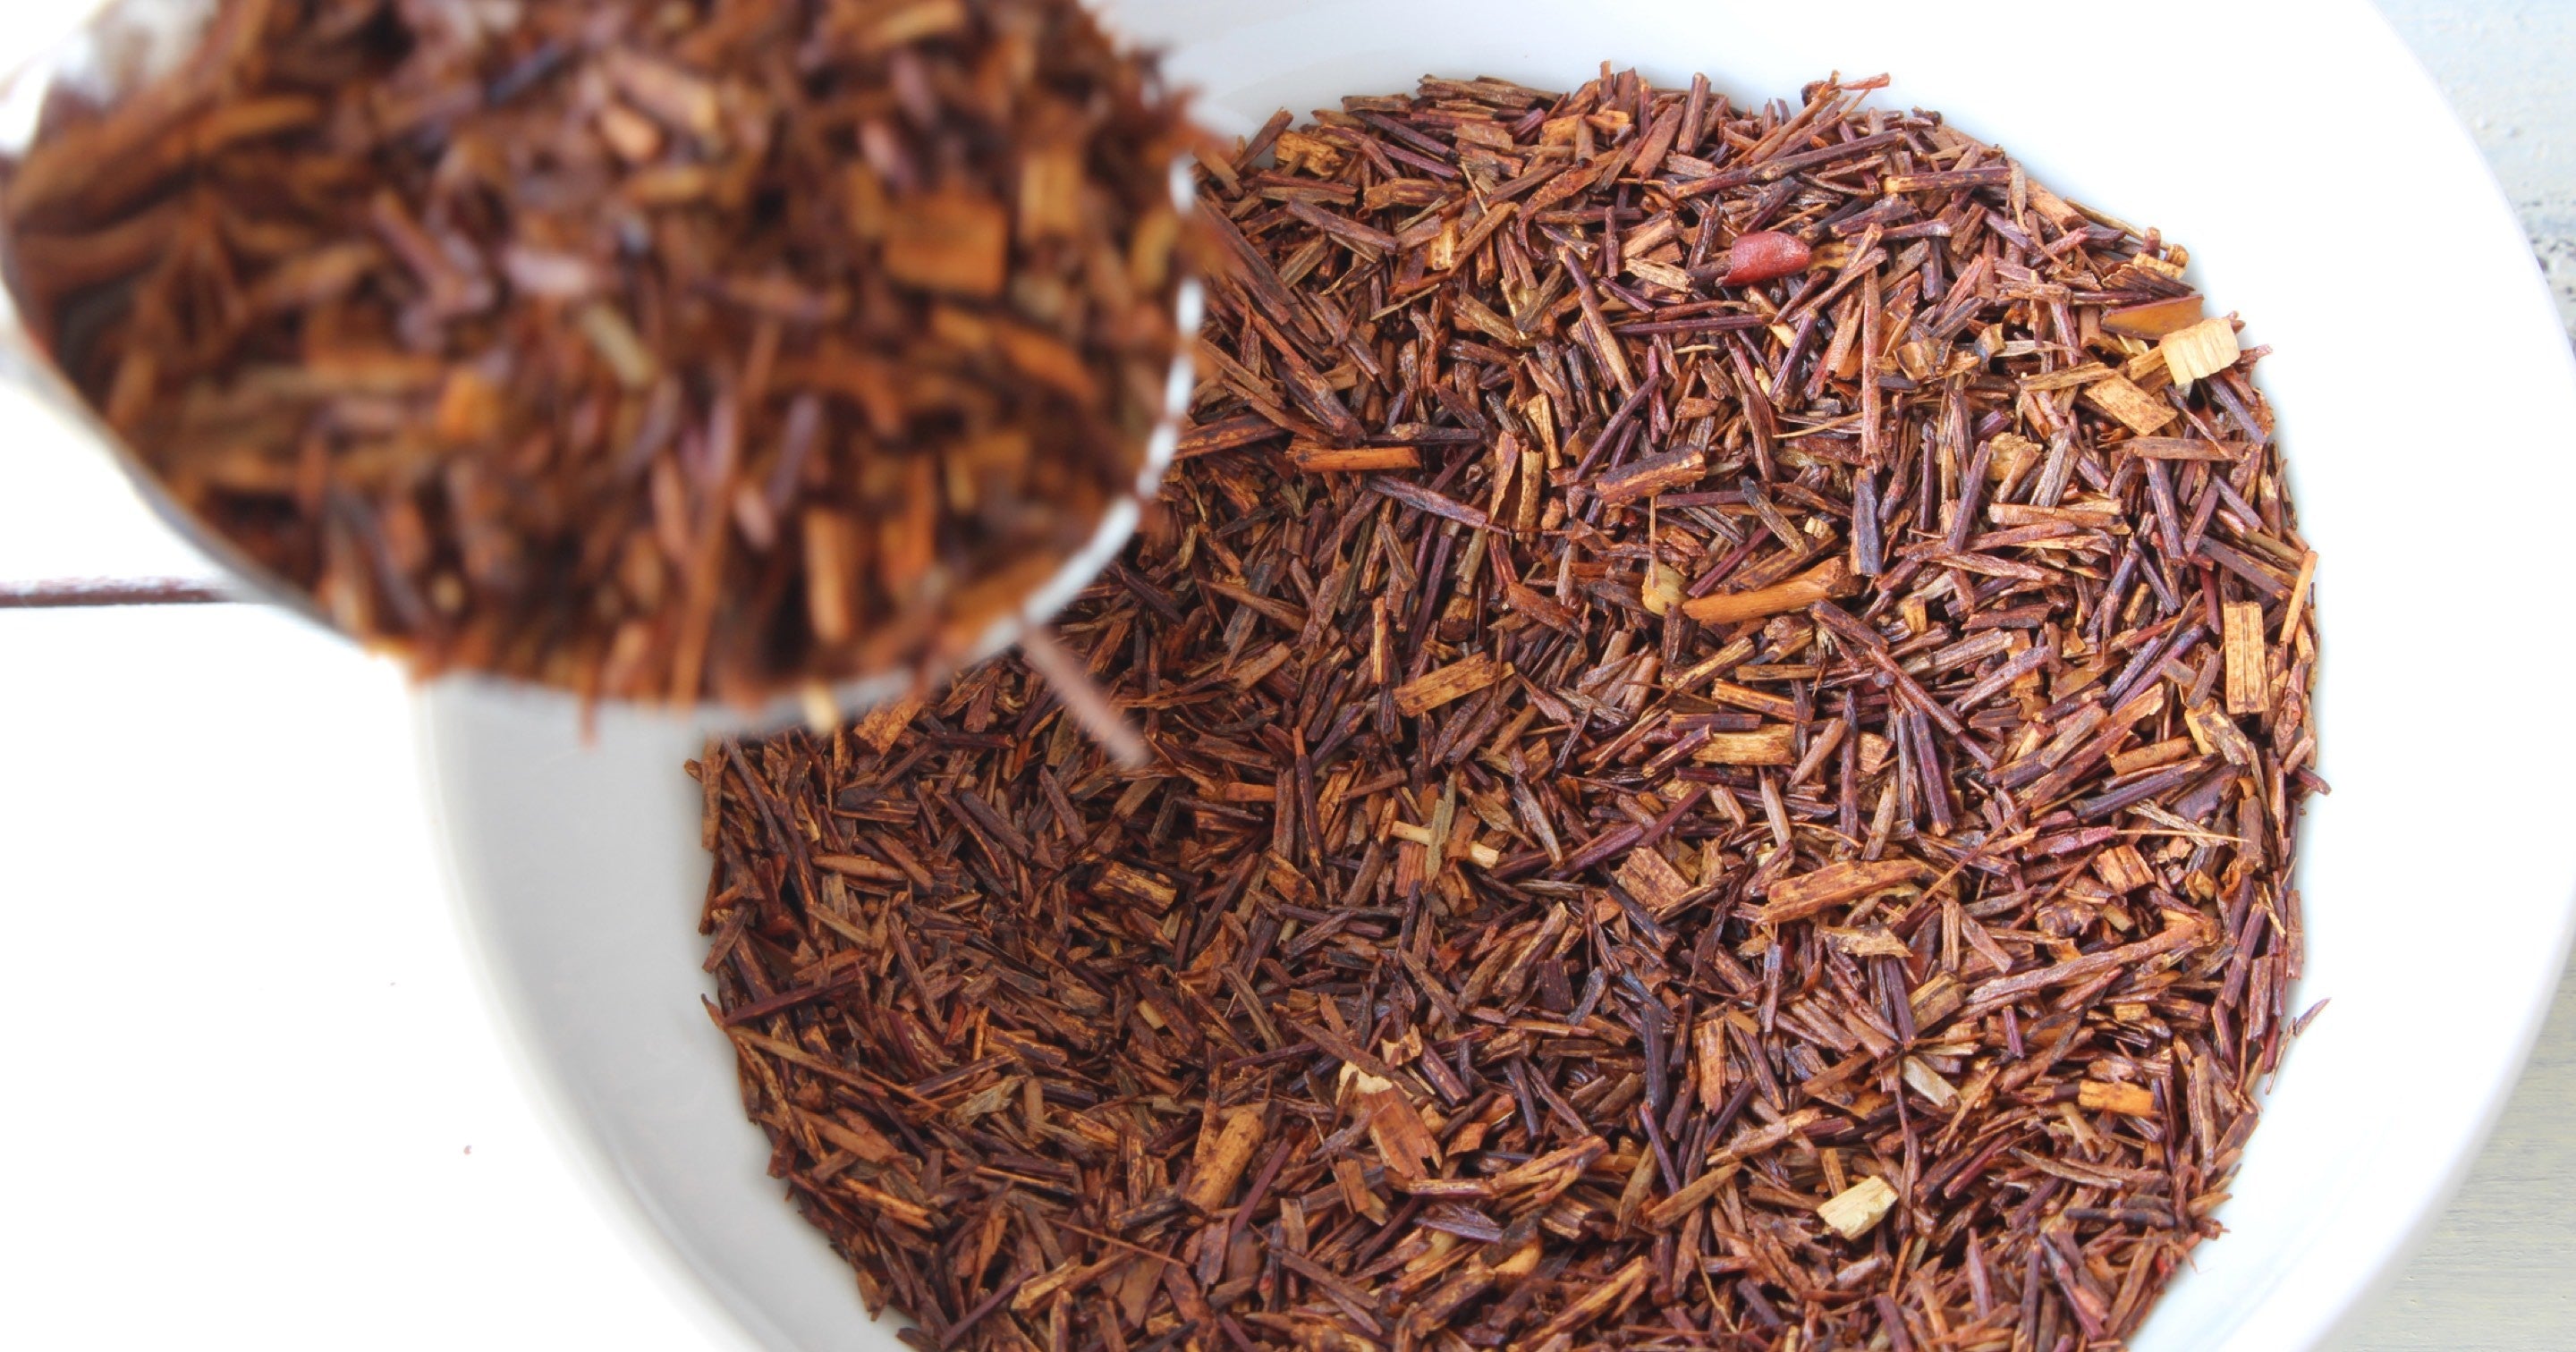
[[0, 4, 2568, 1348], [2339, 8, 2576, 1345]]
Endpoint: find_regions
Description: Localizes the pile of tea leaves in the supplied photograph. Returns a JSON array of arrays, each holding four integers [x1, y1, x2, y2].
[[1, 0, 1192, 704], [699, 68, 2318, 1351]]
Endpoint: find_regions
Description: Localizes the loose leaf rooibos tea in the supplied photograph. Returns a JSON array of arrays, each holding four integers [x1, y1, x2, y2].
[[1, 0, 1193, 704], [701, 69, 2318, 1349]]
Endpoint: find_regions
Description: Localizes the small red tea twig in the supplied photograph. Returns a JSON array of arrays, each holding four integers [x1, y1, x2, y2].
[[1718, 229, 1812, 285]]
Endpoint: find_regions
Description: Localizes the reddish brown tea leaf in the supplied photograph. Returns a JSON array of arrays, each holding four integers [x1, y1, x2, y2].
[[2102, 295, 2207, 338], [1392, 654, 1507, 717], [1291, 444, 1422, 473], [1682, 558, 1855, 626], [1760, 859, 1930, 925]]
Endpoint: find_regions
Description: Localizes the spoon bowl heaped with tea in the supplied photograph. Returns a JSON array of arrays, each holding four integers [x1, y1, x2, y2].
[[0, 0, 1203, 733], [429, 0, 2570, 1349]]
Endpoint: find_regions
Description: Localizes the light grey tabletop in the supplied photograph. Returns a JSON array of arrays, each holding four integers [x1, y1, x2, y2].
[[2343, 4, 2576, 1347]]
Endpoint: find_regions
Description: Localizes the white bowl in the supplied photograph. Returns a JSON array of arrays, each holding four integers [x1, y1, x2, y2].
[[419, 2, 2576, 1348]]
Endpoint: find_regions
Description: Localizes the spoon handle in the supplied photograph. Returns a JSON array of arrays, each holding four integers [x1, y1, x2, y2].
[[0, 579, 228, 608]]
